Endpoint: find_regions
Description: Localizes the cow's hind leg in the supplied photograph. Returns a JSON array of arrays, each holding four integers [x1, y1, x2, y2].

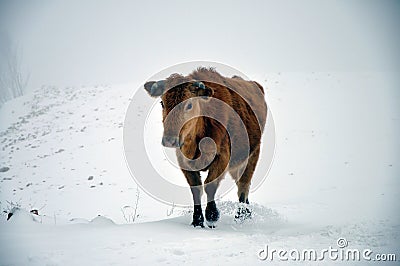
[[183, 170, 204, 228], [232, 146, 260, 221], [204, 154, 228, 228]]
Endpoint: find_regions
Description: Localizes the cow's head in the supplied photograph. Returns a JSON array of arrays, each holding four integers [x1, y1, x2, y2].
[[144, 79, 213, 148]]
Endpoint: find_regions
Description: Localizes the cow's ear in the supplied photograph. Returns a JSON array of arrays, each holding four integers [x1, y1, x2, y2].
[[193, 81, 214, 98], [144, 80, 165, 97], [144, 81, 156, 95]]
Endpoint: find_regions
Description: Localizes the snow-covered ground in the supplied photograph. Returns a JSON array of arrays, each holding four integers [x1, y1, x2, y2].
[[0, 72, 399, 265]]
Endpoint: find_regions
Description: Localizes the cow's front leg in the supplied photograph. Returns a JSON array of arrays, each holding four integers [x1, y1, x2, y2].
[[204, 183, 220, 228], [182, 170, 204, 227], [204, 154, 228, 228]]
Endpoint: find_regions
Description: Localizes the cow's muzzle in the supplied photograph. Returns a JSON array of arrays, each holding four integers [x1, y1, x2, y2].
[[162, 135, 182, 148]]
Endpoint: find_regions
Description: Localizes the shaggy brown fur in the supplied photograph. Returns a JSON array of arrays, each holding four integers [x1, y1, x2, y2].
[[144, 67, 267, 226]]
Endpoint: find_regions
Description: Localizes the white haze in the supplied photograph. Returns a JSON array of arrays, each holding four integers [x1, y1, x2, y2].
[[0, 0, 399, 91]]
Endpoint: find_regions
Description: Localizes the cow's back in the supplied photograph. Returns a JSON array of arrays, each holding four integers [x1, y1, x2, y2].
[[188, 70, 266, 167]]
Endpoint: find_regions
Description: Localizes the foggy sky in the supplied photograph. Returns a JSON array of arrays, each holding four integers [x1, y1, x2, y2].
[[0, 0, 399, 91]]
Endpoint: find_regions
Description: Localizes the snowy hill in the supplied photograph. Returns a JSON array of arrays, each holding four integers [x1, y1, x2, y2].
[[0, 72, 399, 265]]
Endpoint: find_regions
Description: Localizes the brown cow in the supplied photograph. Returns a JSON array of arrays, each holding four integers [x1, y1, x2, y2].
[[144, 67, 267, 228]]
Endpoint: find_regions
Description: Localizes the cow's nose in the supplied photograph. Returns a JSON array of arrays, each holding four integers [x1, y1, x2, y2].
[[162, 135, 180, 148]]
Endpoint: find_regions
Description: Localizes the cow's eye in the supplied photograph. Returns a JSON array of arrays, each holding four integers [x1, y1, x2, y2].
[[160, 101, 164, 108], [186, 102, 193, 111]]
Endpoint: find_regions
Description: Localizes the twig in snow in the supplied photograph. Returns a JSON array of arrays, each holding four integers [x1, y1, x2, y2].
[[166, 202, 175, 217], [121, 187, 140, 223]]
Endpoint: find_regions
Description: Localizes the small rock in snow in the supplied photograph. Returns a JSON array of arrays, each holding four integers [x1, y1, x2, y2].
[[0, 167, 10, 173], [90, 215, 115, 225]]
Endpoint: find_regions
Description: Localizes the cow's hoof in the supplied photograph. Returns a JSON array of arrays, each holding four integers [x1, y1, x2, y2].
[[205, 201, 220, 226], [191, 205, 204, 228], [191, 214, 204, 228], [234, 205, 252, 223], [206, 220, 217, 228]]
